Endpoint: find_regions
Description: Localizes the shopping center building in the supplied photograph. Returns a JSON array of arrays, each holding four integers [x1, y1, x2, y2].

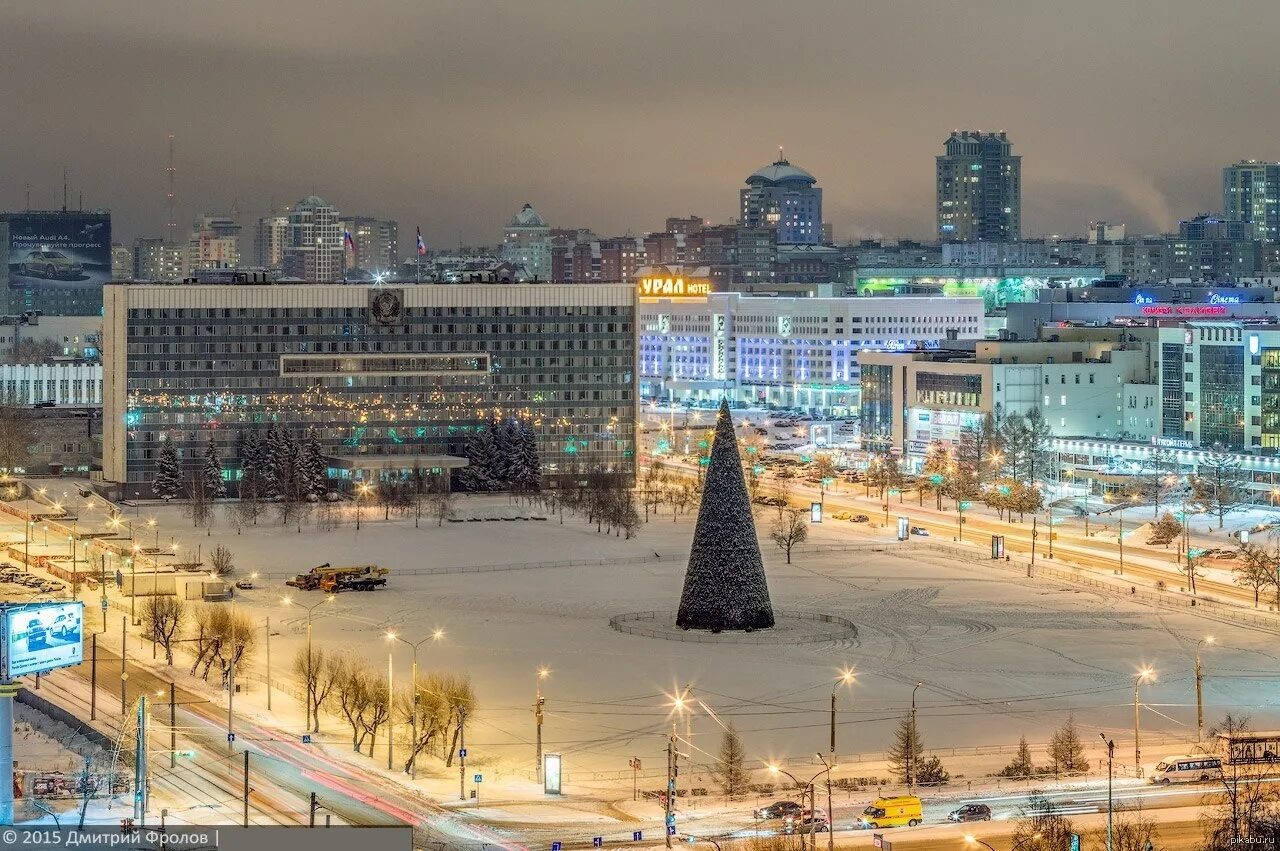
[[637, 268, 983, 415], [100, 281, 637, 497]]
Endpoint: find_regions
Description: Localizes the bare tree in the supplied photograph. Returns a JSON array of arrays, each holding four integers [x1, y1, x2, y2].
[[1204, 714, 1280, 848], [1235, 545, 1274, 607], [335, 661, 376, 753], [294, 646, 344, 733], [1086, 804, 1162, 851], [186, 474, 213, 531], [209, 544, 234, 577], [426, 476, 456, 527], [140, 596, 186, 665], [768, 508, 808, 564]]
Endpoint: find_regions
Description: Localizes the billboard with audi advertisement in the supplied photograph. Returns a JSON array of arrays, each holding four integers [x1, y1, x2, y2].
[[5, 211, 112, 291], [4, 601, 84, 678]]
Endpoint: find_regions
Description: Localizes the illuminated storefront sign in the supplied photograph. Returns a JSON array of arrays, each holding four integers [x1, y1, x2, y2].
[[637, 276, 711, 298], [1140, 305, 1228, 317], [711, 314, 727, 380]]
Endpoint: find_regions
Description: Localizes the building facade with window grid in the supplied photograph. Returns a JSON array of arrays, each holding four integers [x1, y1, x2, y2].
[[101, 281, 636, 496], [639, 293, 983, 415]]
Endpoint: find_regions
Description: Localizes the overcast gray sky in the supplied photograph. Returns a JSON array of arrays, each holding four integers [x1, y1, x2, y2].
[[3, 0, 1279, 247]]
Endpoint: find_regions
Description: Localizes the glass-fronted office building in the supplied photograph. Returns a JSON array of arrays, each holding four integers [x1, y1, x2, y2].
[[102, 281, 637, 496]]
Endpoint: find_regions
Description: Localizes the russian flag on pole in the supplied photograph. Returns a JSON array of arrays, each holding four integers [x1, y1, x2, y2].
[[416, 227, 426, 256], [343, 229, 356, 251]]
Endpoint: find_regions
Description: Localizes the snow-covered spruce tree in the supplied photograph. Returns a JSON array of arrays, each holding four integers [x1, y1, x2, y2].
[[261, 424, 281, 499], [676, 399, 775, 631], [238, 431, 262, 500], [153, 441, 182, 502], [302, 428, 327, 498], [514, 424, 542, 492], [494, 419, 522, 489], [202, 440, 226, 498], [458, 424, 499, 492]]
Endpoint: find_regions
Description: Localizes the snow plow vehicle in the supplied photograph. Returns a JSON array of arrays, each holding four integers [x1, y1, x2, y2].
[[285, 563, 389, 592]]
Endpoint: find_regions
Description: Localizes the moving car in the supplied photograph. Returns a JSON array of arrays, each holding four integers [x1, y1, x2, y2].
[[948, 803, 992, 822], [910, 526, 930, 536], [1150, 755, 1222, 784], [850, 514, 870, 523], [234, 579, 255, 590], [18, 248, 83, 280], [783, 817, 829, 835], [859, 795, 923, 829], [832, 511, 850, 520], [753, 800, 802, 820]]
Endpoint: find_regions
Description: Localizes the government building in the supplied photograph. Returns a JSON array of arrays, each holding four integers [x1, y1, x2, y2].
[[100, 281, 636, 497]]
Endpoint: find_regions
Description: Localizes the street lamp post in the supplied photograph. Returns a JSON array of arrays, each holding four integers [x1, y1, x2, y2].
[[830, 669, 855, 759], [767, 765, 827, 851], [909, 681, 922, 794], [1100, 734, 1115, 851], [282, 595, 335, 731], [387, 629, 445, 778], [1196, 636, 1214, 742], [815, 752, 835, 851], [536, 667, 550, 782], [355, 483, 372, 531], [1134, 666, 1155, 776]]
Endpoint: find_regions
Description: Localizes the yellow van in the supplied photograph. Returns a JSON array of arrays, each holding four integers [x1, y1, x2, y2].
[[859, 795, 923, 829]]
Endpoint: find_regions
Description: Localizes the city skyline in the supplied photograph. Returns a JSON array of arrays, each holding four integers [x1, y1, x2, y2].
[[4, 1, 1280, 247]]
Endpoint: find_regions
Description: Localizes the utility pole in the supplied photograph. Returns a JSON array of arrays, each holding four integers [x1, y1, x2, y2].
[[169, 682, 176, 769], [265, 616, 272, 712], [134, 695, 147, 825], [459, 706, 467, 800], [242, 751, 250, 827], [90, 633, 97, 721], [120, 615, 128, 716], [309, 792, 318, 828], [0, 680, 18, 826], [227, 653, 235, 762], [670, 731, 680, 844]]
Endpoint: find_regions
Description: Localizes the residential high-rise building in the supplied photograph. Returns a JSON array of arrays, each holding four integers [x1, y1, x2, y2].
[[341, 216, 399, 273], [131, 238, 185, 281], [1223, 160, 1280, 242], [254, 214, 289, 269], [187, 213, 242, 272], [740, 154, 822, 245], [501, 203, 552, 281], [283, 196, 343, 280], [936, 131, 1021, 242], [110, 243, 133, 281]]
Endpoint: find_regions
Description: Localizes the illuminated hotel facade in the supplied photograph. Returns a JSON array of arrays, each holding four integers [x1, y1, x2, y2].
[[101, 281, 637, 497], [637, 269, 983, 414]]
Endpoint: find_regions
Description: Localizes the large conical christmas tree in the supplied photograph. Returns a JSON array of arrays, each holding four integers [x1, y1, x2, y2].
[[676, 399, 775, 631]]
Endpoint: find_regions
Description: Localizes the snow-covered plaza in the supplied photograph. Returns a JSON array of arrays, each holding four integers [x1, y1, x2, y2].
[[123, 493, 1280, 787]]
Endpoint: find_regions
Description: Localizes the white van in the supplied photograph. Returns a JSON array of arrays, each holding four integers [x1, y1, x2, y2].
[[1150, 755, 1222, 784]]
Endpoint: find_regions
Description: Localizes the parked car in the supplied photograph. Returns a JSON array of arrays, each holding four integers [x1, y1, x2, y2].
[[910, 526, 930, 536], [234, 579, 255, 590], [754, 800, 802, 820], [947, 803, 992, 822]]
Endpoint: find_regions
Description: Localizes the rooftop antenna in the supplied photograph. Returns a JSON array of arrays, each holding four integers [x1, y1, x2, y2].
[[24, 184, 30, 211], [778, 145, 785, 164], [62, 167, 68, 212], [165, 133, 177, 244]]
